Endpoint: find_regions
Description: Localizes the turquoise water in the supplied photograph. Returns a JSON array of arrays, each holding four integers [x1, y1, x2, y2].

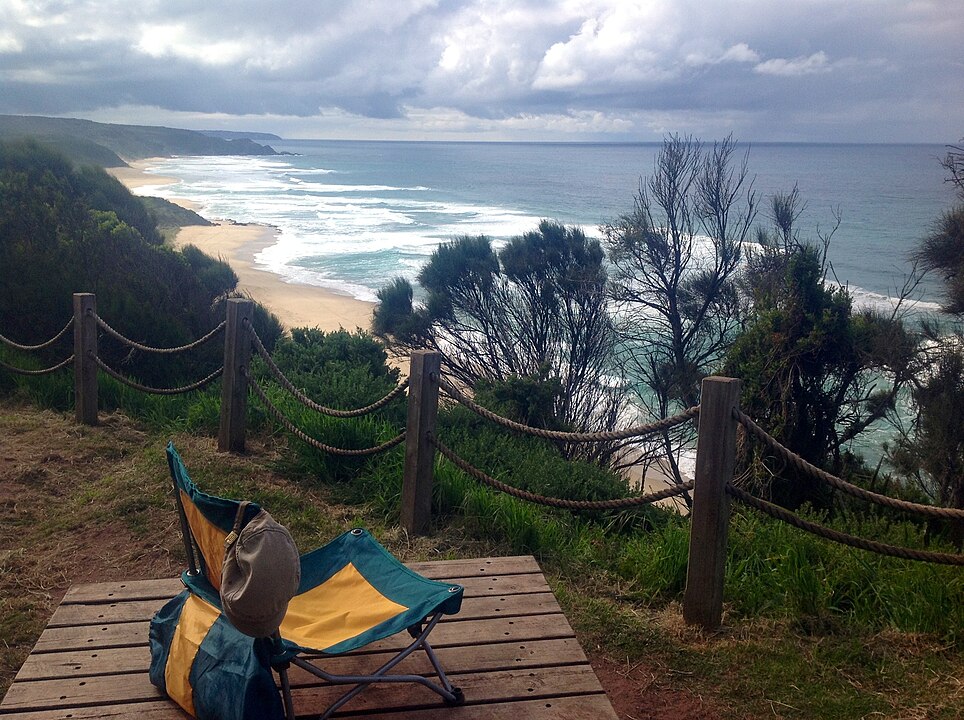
[[136, 140, 956, 308]]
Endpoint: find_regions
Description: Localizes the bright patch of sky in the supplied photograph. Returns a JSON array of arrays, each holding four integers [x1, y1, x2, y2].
[[0, 0, 960, 142]]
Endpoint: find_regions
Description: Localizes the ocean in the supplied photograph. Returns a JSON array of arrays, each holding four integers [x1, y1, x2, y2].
[[134, 140, 957, 310]]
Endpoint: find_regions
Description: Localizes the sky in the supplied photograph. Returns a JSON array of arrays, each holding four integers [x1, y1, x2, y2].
[[1, 0, 962, 143]]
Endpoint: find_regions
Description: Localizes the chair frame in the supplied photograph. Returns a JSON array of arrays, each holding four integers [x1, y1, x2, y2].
[[169, 459, 463, 719]]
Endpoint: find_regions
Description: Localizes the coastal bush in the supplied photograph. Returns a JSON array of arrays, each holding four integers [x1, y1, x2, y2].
[[374, 221, 624, 458], [724, 197, 919, 510]]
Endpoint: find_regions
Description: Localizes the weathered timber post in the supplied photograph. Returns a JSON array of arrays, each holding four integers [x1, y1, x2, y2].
[[218, 298, 254, 452], [73, 293, 98, 425], [401, 350, 441, 535], [683, 375, 741, 630]]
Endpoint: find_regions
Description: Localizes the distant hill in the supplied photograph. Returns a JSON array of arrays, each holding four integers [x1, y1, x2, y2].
[[0, 115, 279, 167], [200, 130, 284, 143]]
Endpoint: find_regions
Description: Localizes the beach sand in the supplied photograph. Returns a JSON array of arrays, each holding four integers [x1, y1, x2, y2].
[[174, 222, 374, 332], [109, 162, 375, 334]]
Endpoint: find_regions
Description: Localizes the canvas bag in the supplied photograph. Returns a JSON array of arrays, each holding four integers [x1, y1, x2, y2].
[[149, 591, 286, 720], [220, 502, 301, 638]]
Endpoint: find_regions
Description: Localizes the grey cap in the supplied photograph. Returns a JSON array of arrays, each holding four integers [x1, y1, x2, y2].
[[220, 509, 301, 638]]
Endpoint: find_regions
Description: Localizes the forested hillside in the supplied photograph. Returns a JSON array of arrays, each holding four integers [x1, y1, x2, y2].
[[0, 140, 278, 385]]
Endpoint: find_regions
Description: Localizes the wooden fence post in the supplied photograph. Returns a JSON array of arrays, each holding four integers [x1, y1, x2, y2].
[[401, 350, 441, 536], [218, 298, 254, 453], [73, 293, 98, 426], [683, 375, 741, 630]]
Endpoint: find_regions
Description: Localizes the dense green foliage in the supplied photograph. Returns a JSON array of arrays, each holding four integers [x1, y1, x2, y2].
[[725, 243, 918, 508], [0, 140, 280, 385]]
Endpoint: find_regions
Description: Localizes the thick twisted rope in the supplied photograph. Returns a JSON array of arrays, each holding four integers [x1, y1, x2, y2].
[[0, 355, 74, 376], [93, 312, 226, 355], [735, 410, 964, 521], [246, 375, 406, 456], [433, 436, 693, 510], [439, 376, 699, 443], [0, 318, 73, 352], [727, 485, 964, 565], [94, 356, 223, 395], [249, 328, 409, 417]]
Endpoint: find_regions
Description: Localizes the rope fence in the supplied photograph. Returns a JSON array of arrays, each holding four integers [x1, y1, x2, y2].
[[0, 355, 74, 376], [249, 326, 410, 418], [246, 372, 407, 457], [433, 435, 693, 511], [93, 355, 223, 396], [4, 296, 964, 632], [727, 485, 964, 566], [736, 410, 964, 521], [0, 317, 73, 352], [94, 312, 226, 354], [439, 376, 700, 443]]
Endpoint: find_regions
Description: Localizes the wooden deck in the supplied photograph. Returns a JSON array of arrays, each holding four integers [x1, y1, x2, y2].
[[0, 556, 618, 719]]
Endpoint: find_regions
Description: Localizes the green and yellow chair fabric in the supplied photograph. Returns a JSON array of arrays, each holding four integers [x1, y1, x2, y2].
[[151, 442, 464, 720]]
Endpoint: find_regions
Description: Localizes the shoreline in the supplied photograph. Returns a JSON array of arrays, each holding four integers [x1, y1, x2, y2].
[[109, 162, 375, 334]]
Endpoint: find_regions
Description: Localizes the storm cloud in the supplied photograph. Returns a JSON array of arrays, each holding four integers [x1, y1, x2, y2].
[[0, 0, 960, 141]]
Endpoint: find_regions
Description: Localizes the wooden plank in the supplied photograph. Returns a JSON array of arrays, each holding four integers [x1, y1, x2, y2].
[[31, 623, 147, 654], [59, 559, 545, 605], [289, 637, 588, 684], [425, 614, 575, 647], [14, 648, 150, 682], [5, 643, 592, 712], [49, 601, 168, 628], [62, 580, 182, 605], [58, 572, 549, 612], [15, 637, 586, 682], [0, 695, 618, 720], [0, 673, 164, 712], [33, 603, 569, 657], [0, 701, 186, 720], [365, 695, 620, 720], [408, 556, 540, 578], [455, 573, 549, 597], [54, 574, 549, 628], [53, 584, 559, 628], [291, 664, 607, 716]]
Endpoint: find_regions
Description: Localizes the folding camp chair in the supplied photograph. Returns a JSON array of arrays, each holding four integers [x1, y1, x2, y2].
[[161, 442, 464, 719]]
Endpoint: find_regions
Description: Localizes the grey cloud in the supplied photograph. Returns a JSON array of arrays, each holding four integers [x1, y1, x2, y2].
[[0, 0, 960, 141]]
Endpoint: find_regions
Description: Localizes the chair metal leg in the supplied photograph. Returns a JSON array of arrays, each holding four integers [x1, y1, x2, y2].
[[276, 664, 296, 720], [289, 612, 463, 718]]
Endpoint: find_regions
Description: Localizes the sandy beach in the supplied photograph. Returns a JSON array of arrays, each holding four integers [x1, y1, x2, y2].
[[109, 162, 375, 334]]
